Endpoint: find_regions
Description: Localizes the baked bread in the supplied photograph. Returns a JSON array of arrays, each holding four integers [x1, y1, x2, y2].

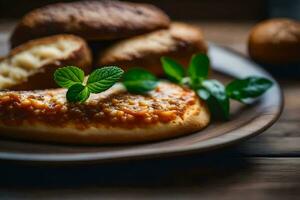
[[248, 18, 300, 64], [10, 0, 170, 47], [97, 22, 207, 76], [0, 34, 92, 90], [0, 82, 210, 144]]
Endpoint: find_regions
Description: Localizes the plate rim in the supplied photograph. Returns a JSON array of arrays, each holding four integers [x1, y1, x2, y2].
[[0, 44, 284, 164]]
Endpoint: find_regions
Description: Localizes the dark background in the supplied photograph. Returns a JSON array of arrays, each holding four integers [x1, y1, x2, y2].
[[0, 0, 299, 20]]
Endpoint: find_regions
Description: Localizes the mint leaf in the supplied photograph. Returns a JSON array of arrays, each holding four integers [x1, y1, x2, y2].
[[54, 66, 84, 88], [188, 53, 209, 86], [87, 66, 123, 93], [55, 66, 123, 103], [199, 80, 229, 120], [161, 57, 185, 83], [226, 76, 273, 103], [66, 83, 90, 103], [123, 68, 157, 93]]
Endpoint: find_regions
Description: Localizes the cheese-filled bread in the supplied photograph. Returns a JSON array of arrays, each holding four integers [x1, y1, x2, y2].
[[97, 22, 207, 76], [0, 35, 92, 90], [10, 0, 170, 47], [0, 82, 210, 144]]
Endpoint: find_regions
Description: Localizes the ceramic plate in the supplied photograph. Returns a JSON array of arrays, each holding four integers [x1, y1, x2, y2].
[[0, 44, 283, 164]]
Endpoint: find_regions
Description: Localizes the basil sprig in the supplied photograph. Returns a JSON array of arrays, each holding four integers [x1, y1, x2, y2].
[[226, 76, 273, 103], [54, 66, 124, 102], [122, 68, 158, 93], [199, 80, 230, 120], [161, 57, 185, 83], [188, 53, 209, 85], [161, 54, 273, 120]]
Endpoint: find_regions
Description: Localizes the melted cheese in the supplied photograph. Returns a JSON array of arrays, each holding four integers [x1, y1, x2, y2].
[[0, 39, 80, 89]]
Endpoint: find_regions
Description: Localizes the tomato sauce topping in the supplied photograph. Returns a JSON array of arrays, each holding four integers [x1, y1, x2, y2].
[[0, 82, 197, 129]]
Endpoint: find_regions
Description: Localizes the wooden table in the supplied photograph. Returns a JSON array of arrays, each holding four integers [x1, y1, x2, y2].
[[0, 21, 299, 200]]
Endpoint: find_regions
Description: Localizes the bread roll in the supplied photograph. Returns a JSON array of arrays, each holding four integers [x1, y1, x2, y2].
[[0, 35, 92, 90], [97, 22, 207, 76], [248, 18, 300, 64], [10, 0, 170, 47], [0, 82, 210, 144]]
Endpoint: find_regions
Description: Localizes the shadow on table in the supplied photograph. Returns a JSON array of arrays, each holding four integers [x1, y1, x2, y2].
[[0, 145, 254, 189]]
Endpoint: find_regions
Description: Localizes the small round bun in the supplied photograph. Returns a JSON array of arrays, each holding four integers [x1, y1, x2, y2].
[[248, 18, 300, 64], [10, 0, 170, 47], [97, 22, 207, 76], [0, 82, 210, 144], [0, 34, 92, 90]]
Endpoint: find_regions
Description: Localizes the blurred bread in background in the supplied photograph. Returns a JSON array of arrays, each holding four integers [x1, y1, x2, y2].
[[0, 35, 92, 90], [8, 0, 208, 78], [97, 22, 207, 76], [248, 18, 300, 65], [10, 0, 170, 48]]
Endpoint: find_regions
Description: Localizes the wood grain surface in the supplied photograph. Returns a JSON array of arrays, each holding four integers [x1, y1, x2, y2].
[[0, 21, 299, 200]]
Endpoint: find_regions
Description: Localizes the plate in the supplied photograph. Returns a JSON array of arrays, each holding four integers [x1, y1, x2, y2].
[[0, 44, 283, 164]]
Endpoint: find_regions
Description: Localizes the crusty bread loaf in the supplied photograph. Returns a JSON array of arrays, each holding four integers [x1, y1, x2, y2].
[[0, 34, 92, 90], [10, 0, 170, 47], [248, 18, 300, 64], [97, 22, 207, 76], [0, 82, 210, 144]]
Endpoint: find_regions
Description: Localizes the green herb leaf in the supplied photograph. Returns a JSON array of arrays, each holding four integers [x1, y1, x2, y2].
[[66, 83, 90, 103], [226, 76, 273, 103], [188, 53, 209, 86], [54, 66, 84, 88], [87, 66, 123, 93], [197, 88, 210, 100], [199, 80, 230, 120], [123, 68, 158, 93], [161, 57, 185, 83]]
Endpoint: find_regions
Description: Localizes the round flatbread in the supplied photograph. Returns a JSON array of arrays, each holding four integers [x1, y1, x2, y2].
[[0, 82, 210, 144], [97, 22, 207, 76], [10, 0, 170, 47]]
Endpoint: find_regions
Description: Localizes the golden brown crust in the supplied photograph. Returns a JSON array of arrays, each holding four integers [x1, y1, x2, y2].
[[0, 82, 210, 144], [97, 22, 208, 76], [248, 18, 300, 64], [10, 0, 170, 47], [0, 34, 92, 90]]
